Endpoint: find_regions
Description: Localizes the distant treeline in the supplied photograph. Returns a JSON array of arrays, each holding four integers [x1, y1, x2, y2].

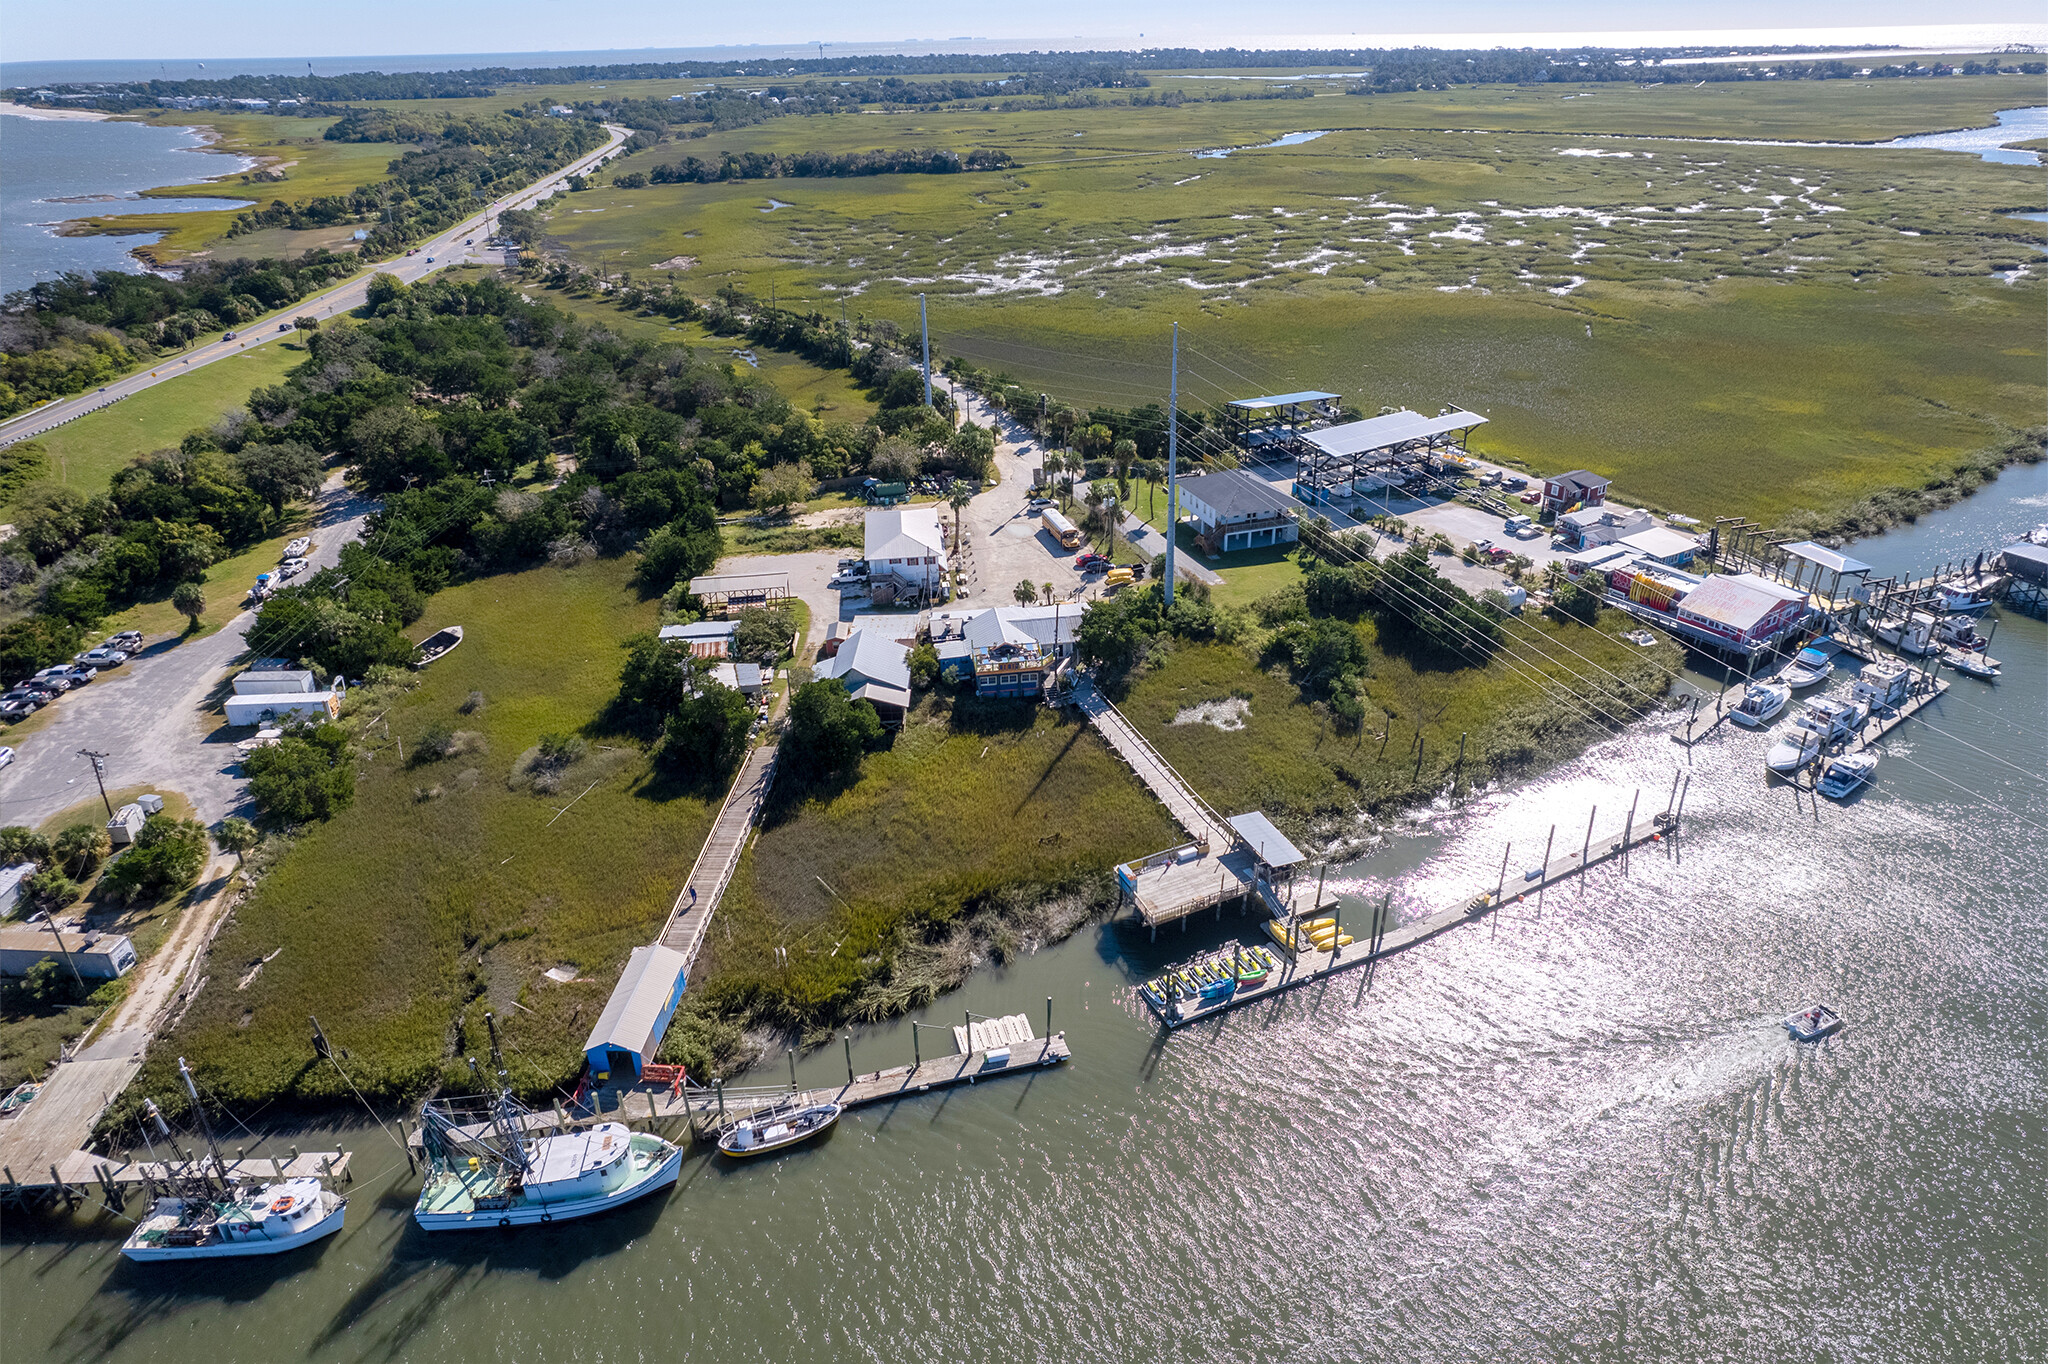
[[17, 44, 2038, 112], [636, 146, 1013, 186]]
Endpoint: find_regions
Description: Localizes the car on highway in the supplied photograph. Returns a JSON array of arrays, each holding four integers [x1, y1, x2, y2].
[[0, 746, 13, 768], [284, 537, 312, 559], [223, 330, 238, 341], [464, 238, 473, 245], [75, 647, 129, 668], [425, 256, 435, 263]]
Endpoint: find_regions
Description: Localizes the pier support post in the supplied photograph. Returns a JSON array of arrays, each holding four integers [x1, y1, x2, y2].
[[1623, 790, 1639, 874], [844, 1034, 855, 1086], [1331, 898, 1341, 959], [1537, 825, 1556, 916], [788, 1048, 798, 1092], [716, 1079, 726, 1118], [1580, 807, 1596, 890], [1491, 842, 1511, 939], [1046, 996, 1053, 1038], [913, 1025, 921, 1069]]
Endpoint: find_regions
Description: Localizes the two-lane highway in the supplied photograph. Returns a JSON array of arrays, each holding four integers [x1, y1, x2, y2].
[[0, 122, 629, 448]]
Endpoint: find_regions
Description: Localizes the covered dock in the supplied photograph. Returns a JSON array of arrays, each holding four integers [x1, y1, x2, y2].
[[1293, 408, 1488, 505]]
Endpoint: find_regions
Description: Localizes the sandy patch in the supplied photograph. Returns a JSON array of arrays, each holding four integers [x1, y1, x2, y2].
[[1171, 697, 1250, 731], [654, 255, 699, 270], [0, 101, 113, 121]]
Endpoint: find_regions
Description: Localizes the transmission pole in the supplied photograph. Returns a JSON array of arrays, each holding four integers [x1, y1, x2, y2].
[[1163, 322, 1179, 608], [920, 293, 932, 408], [78, 749, 113, 817]]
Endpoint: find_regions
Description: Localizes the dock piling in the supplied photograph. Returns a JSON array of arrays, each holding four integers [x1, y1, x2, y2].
[[1536, 825, 1555, 916], [1491, 842, 1510, 939], [1580, 807, 1596, 889], [844, 1034, 854, 1086], [1623, 790, 1639, 874], [787, 1048, 798, 1091], [1046, 996, 1053, 1038]]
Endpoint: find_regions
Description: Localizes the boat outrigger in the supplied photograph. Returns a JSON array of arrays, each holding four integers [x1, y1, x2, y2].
[[121, 1059, 348, 1262], [414, 1013, 682, 1230]]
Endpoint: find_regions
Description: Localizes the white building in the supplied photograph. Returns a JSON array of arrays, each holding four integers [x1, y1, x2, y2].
[[225, 691, 341, 727], [863, 506, 948, 605], [0, 862, 37, 919], [658, 619, 740, 658], [1175, 472, 1298, 555], [233, 669, 316, 695], [1558, 504, 1652, 549]]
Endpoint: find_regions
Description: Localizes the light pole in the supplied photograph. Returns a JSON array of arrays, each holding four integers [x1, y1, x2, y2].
[[1163, 322, 1179, 608]]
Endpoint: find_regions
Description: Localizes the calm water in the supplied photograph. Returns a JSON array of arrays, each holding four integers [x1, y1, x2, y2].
[[1888, 104, 2048, 164], [0, 114, 253, 294], [3, 467, 2044, 1362]]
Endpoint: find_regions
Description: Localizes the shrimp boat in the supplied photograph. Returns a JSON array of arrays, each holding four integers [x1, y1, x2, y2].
[[1728, 680, 1792, 728], [1817, 752, 1878, 800], [414, 1014, 682, 1231], [122, 1060, 347, 1262], [715, 1101, 842, 1159]]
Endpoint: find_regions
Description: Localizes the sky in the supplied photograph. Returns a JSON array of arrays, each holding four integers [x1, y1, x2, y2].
[[3, 1, 2045, 64]]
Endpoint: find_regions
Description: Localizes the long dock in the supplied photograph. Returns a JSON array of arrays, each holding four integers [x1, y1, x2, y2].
[[658, 742, 778, 973], [1140, 810, 1678, 1030], [2, 1147, 353, 1212]]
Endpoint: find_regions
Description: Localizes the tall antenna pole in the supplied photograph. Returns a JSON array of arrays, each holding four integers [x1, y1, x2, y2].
[[919, 293, 932, 408], [1163, 322, 1179, 608]]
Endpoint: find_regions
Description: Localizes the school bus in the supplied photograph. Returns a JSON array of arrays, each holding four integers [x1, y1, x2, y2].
[[1041, 507, 1083, 549]]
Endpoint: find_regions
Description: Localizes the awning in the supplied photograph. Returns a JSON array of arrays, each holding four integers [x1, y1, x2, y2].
[[1304, 409, 1488, 459], [1228, 391, 1340, 411], [1779, 542, 1874, 577], [1228, 812, 1306, 869]]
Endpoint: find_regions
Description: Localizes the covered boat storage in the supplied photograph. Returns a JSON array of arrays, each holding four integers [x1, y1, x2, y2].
[[583, 944, 689, 1083], [1291, 408, 1488, 506], [1117, 811, 1331, 933]]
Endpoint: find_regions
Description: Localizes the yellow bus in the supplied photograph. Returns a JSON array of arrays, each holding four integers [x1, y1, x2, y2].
[[1041, 507, 1083, 550]]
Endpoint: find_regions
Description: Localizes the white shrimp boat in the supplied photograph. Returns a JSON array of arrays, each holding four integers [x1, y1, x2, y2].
[[1817, 752, 1878, 800], [414, 1016, 682, 1231], [1728, 680, 1792, 728], [120, 1061, 347, 1262], [1777, 641, 1835, 689], [1932, 580, 1993, 613]]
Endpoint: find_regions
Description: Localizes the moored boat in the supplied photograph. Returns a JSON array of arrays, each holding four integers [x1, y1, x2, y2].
[[1765, 717, 1829, 775], [414, 1014, 682, 1230], [1817, 752, 1878, 800], [1729, 680, 1792, 728], [1777, 641, 1835, 689], [715, 1102, 842, 1159], [1851, 661, 1913, 712], [1942, 648, 2001, 680], [1933, 581, 1992, 613]]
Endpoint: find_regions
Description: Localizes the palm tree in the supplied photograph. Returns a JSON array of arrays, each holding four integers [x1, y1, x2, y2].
[[1112, 438, 1137, 504], [1042, 581, 1055, 605], [216, 816, 259, 882], [946, 485, 973, 597], [1039, 451, 1062, 502], [1014, 579, 1038, 605], [53, 823, 110, 879]]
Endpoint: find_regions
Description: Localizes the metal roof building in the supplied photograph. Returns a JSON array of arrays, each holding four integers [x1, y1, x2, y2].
[[1293, 409, 1488, 505], [1228, 812, 1306, 870], [582, 944, 689, 1082]]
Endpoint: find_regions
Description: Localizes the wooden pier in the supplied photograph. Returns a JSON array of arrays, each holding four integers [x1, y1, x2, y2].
[[1140, 810, 1679, 1030], [1, 1147, 353, 1212]]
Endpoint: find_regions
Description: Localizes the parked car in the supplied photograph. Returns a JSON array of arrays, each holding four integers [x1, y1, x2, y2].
[[284, 537, 312, 559], [110, 630, 143, 650], [1518, 490, 1541, 505], [1075, 553, 1110, 571], [0, 745, 13, 768], [0, 698, 37, 720], [4, 689, 49, 711], [75, 647, 128, 668], [1478, 470, 1502, 487], [31, 667, 78, 692], [278, 557, 309, 578], [59, 665, 97, 686], [1502, 474, 1529, 491], [1471, 540, 1510, 563]]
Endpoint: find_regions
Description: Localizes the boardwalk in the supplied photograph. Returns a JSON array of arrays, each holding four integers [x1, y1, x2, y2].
[[658, 744, 778, 973], [1070, 678, 1233, 848]]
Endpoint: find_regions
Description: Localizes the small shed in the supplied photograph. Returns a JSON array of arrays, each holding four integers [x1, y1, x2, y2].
[[582, 944, 689, 1083], [658, 619, 740, 658], [224, 691, 340, 726], [0, 925, 136, 979], [233, 669, 315, 695], [107, 804, 146, 847], [0, 862, 37, 918]]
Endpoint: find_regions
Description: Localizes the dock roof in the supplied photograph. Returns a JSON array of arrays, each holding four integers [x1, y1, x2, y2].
[[1303, 409, 1487, 459], [1228, 812, 1306, 868], [1227, 391, 1339, 411], [582, 944, 687, 1060], [1779, 541, 1874, 577]]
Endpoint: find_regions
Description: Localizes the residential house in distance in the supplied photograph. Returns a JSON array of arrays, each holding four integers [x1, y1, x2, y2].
[[659, 619, 739, 658], [1617, 526, 1701, 568], [817, 629, 913, 725], [1541, 470, 1611, 517], [1176, 472, 1299, 555], [864, 506, 948, 606], [1557, 504, 1652, 550]]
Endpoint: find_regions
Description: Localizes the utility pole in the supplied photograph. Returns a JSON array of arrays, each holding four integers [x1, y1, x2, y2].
[[919, 293, 932, 408], [79, 749, 113, 818], [1163, 321, 1179, 608]]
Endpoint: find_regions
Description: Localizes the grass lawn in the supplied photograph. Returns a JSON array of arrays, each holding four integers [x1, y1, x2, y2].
[[122, 555, 722, 1116], [5, 340, 303, 505], [699, 691, 1179, 1030], [1123, 613, 1678, 833]]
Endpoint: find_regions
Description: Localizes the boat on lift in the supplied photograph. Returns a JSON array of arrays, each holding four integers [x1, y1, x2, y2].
[[1817, 752, 1879, 800], [1801, 694, 1870, 743], [414, 1014, 683, 1230], [1777, 640, 1836, 689], [121, 1061, 348, 1262], [1729, 680, 1792, 728]]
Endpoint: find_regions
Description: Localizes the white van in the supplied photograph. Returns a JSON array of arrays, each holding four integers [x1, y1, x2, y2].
[[1503, 514, 1536, 538]]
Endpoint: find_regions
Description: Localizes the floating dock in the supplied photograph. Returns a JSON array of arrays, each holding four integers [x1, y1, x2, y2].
[[1139, 811, 1678, 1030]]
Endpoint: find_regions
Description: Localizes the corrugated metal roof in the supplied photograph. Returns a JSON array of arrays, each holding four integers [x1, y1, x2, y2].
[[1676, 574, 1806, 633], [1779, 541, 1874, 576], [1303, 409, 1488, 458], [583, 944, 687, 1060], [1228, 391, 1340, 410], [1228, 812, 1306, 868]]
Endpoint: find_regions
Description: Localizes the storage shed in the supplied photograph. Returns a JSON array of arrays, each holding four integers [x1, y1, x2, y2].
[[224, 691, 340, 726], [233, 669, 316, 695], [0, 925, 137, 979], [582, 944, 689, 1083]]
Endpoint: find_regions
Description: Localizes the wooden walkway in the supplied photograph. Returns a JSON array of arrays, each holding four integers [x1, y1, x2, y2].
[[658, 743, 778, 973], [3, 1146, 352, 1209], [1070, 679, 1233, 848], [1141, 811, 1677, 1030]]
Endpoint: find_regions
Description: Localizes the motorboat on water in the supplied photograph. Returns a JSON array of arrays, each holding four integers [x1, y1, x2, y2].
[[1943, 648, 2001, 680], [715, 1101, 842, 1159], [1777, 641, 1836, 689], [414, 1015, 682, 1230], [1933, 614, 1989, 651], [121, 1061, 347, 1262], [1784, 1005, 1845, 1042], [1729, 680, 1792, 728], [1765, 717, 1830, 775], [1851, 662, 1914, 712], [1817, 752, 1878, 800], [1874, 612, 1939, 656], [1806, 694, 1870, 741], [1933, 580, 1993, 613]]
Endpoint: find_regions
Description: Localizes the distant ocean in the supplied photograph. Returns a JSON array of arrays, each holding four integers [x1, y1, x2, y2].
[[5, 23, 2045, 87]]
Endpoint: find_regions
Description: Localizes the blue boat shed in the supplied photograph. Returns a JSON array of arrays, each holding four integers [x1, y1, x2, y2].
[[582, 944, 688, 1082]]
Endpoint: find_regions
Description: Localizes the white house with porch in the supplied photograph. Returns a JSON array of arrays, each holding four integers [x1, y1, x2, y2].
[[863, 506, 948, 605], [1176, 472, 1299, 555]]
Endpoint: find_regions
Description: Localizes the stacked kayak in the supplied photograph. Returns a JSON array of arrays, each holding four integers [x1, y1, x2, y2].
[[1139, 946, 1284, 1010]]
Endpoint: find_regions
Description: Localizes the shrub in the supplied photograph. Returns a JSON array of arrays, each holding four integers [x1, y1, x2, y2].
[[244, 723, 355, 823], [660, 682, 754, 776], [412, 722, 456, 764], [783, 679, 882, 780], [100, 816, 208, 904], [52, 823, 110, 878], [0, 826, 51, 865]]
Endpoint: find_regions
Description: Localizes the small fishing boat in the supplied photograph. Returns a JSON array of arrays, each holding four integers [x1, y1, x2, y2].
[[1932, 580, 1992, 613], [1765, 717, 1829, 776], [1933, 614, 1988, 651], [1817, 752, 1878, 800], [413, 625, 464, 668], [1728, 680, 1792, 728], [1942, 648, 2001, 680], [122, 1060, 347, 1262], [717, 1102, 842, 1159], [1851, 662, 1913, 712], [1801, 694, 1869, 744], [1777, 642, 1835, 689], [1783, 1005, 1844, 1042]]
